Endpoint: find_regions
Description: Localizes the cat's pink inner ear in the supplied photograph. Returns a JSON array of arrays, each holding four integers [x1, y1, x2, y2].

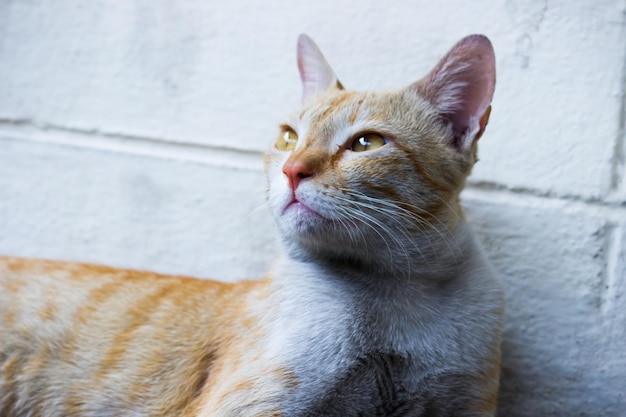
[[415, 35, 496, 151], [297, 34, 341, 104]]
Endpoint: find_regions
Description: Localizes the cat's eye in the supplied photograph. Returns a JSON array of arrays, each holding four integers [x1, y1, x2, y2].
[[350, 133, 387, 152], [276, 128, 298, 151]]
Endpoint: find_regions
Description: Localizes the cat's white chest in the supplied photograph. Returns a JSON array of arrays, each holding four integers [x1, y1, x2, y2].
[[265, 260, 358, 370]]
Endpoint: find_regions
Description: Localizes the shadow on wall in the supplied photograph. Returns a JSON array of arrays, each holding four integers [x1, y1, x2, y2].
[[465, 197, 622, 417]]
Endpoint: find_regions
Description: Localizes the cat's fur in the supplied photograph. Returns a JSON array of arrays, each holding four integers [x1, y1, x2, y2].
[[0, 34, 504, 416]]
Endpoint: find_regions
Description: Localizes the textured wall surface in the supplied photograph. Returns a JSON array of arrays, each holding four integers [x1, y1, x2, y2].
[[1, 0, 625, 415]]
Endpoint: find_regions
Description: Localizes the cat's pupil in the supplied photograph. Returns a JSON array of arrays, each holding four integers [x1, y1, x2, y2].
[[284, 131, 297, 144], [351, 133, 386, 152]]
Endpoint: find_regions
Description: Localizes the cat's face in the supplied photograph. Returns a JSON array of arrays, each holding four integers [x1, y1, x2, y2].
[[265, 35, 495, 263], [266, 89, 465, 259]]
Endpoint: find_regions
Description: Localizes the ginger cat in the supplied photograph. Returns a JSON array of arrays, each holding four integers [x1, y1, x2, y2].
[[0, 34, 504, 416]]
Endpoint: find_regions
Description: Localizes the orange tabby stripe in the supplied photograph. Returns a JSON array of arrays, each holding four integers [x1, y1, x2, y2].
[[347, 97, 365, 125], [1, 355, 20, 415]]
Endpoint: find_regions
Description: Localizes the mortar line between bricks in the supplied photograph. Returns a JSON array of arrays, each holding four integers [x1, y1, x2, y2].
[[609, 29, 626, 194], [466, 180, 626, 209], [0, 118, 265, 172], [462, 185, 626, 221]]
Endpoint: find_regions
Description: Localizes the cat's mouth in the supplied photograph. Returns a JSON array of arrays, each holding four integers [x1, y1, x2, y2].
[[283, 198, 325, 220]]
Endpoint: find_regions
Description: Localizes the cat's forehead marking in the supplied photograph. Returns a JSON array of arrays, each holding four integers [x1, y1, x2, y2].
[[347, 96, 367, 126], [302, 91, 361, 123], [297, 91, 375, 149], [301, 91, 369, 125]]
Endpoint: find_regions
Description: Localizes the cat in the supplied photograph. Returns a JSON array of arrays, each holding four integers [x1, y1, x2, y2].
[[0, 34, 504, 417]]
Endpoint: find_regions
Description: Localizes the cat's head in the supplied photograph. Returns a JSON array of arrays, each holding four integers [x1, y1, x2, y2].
[[265, 35, 495, 267]]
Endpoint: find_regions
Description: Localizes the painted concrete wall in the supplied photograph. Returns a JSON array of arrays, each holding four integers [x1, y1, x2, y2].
[[1, 0, 625, 415]]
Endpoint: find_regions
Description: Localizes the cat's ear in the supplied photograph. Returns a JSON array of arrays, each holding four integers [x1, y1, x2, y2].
[[297, 34, 343, 104], [413, 35, 495, 152]]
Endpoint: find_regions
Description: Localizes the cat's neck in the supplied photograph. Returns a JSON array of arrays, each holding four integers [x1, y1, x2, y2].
[[282, 205, 470, 281], [269, 219, 492, 356]]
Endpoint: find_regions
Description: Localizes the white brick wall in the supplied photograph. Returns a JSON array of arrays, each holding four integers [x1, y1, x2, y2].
[[1, 0, 624, 415]]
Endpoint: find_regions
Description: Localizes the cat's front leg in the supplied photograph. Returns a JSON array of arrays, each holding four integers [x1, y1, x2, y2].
[[188, 358, 297, 417]]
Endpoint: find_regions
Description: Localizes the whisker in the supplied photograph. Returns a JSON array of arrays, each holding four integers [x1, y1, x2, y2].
[[332, 203, 399, 267], [333, 188, 461, 271], [331, 194, 424, 276]]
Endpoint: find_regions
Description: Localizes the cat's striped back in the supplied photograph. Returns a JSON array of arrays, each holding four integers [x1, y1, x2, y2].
[[0, 257, 274, 416]]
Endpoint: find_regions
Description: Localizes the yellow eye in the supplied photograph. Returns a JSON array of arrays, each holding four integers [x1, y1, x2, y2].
[[350, 133, 387, 152], [276, 128, 298, 151]]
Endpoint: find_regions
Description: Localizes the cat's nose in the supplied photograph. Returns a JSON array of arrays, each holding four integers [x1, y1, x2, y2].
[[282, 159, 313, 191]]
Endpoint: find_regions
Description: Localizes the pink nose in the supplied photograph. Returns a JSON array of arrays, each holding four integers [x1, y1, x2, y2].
[[282, 159, 313, 190]]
